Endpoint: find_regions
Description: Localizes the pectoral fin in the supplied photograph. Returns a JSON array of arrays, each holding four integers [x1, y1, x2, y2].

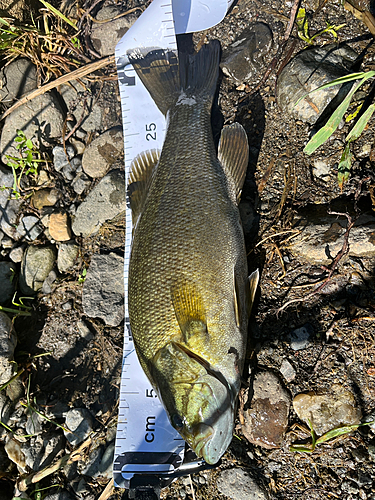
[[171, 283, 208, 344], [218, 123, 249, 203], [127, 149, 160, 227]]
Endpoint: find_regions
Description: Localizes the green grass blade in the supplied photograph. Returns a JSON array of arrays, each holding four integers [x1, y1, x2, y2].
[[315, 423, 360, 444], [304, 77, 368, 155], [39, 0, 78, 30], [337, 143, 352, 189], [346, 103, 375, 142]]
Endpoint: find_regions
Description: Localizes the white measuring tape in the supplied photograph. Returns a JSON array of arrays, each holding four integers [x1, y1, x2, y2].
[[114, 0, 234, 489]]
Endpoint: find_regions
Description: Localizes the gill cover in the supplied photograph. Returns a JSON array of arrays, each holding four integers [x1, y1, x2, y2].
[[151, 341, 234, 464]]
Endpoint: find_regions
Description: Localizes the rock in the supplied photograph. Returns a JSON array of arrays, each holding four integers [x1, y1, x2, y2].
[[25, 411, 43, 436], [313, 159, 330, 179], [64, 408, 94, 446], [288, 212, 375, 264], [82, 127, 123, 178], [0, 261, 16, 304], [0, 165, 22, 240], [62, 157, 82, 181], [31, 188, 61, 209], [78, 444, 103, 476], [72, 172, 91, 195], [82, 252, 124, 326], [52, 145, 75, 172], [22, 432, 64, 471], [0, 92, 64, 163], [280, 359, 296, 382], [59, 80, 104, 134], [57, 242, 79, 273], [276, 44, 358, 123], [16, 215, 44, 241], [293, 384, 362, 436], [41, 269, 57, 294], [220, 23, 273, 84], [97, 442, 115, 479], [19, 245, 56, 294], [0, 312, 17, 385], [241, 371, 291, 449], [49, 212, 72, 241], [4, 438, 26, 471], [91, 6, 137, 56], [217, 468, 268, 500], [71, 169, 125, 237], [44, 491, 74, 500], [0, 58, 37, 102], [77, 320, 94, 341], [289, 324, 313, 351]]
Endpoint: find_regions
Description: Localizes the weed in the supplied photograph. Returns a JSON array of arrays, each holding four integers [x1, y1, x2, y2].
[[78, 267, 87, 284], [290, 418, 375, 453], [297, 71, 375, 188], [296, 8, 345, 45], [2, 129, 47, 199], [0, 292, 33, 316]]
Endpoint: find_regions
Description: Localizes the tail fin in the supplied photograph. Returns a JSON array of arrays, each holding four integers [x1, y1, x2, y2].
[[128, 40, 220, 116]]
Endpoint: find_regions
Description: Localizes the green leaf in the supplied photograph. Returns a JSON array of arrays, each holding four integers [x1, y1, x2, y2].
[[346, 103, 375, 142], [304, 76, 369, 155], [26, 138, 34, 150], [337, 142, 352, 189], [39, 0, 78, 30]]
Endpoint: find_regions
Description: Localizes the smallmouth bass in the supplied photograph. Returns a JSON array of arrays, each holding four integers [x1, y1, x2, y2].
[[127, 40, 259, 464]]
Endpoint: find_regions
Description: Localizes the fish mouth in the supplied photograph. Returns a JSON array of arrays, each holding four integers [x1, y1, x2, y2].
[[191, 423, 214, 459]]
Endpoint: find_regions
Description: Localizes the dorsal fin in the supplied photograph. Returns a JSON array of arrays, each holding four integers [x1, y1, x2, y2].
[[127, 149, 160, 227], [171, 282, 208, 344], [218, 123, 249, 204]]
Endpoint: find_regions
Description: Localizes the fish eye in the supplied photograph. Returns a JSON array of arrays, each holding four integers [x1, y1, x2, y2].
[[172, 414, 184, 430]]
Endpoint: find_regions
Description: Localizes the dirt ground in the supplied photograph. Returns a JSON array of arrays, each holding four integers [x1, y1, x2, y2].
[[2, 0, 375, 499]]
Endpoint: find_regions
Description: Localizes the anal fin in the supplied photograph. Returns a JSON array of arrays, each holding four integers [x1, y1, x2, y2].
[[218, 123, 249, 203], [127, 149, 160, 228]]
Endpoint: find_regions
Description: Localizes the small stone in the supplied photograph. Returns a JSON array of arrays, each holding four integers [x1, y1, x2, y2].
[[62, 157, 81, 181], [0, 58, 37, 102], [77, 320, 94, 340], [41, 269, 57, 294], [241, 371, 291, 449], [72, 172, 91, 195], [220, 23, 273, 84], [0, 312, 17, 385], [16, 215, 44, 241], [31, 188, 61, 209], [82, 127, 123, 178], [1, 92, 65, 163], [217, 468, 268, 500], [0, 261, 16, 304], [37, 169, 50, 185], [19, 245, 56, 294], [276, 44, 358, 123], [280, 359, 296, 382], [313, 159, 330, 178], [69, 138, 85, 155], [49, 212, 72, 241], [78, 444, 103, 476], [9, 246, 24, 263], [368, 444, 375, 461], [4, 438, 26, 470], [64, 408, 94, 446], [72, 169, 125, 237], [97, 442, 115, 479], [82, 252, 124, 326], [289, 324, 313, 351], [0, 165, 22, 240], [62, 300, 72, 311], [57, 242, 79, 273], [293, 384, 362, 436], [26, 412, 43, 436], [91, 6, 137, 56], [52, 145, 75, 172]]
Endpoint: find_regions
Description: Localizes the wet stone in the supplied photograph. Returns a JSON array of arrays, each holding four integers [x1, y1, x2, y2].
[[217, 468, 268, 500], [276, 44, 358, 123], [293, 384, 362, 436], [0, 58, 37, 103], [82, 127, 123, 178], [241, 371, 291, 449], [20, 245, 56, 294], [289, 323, 313, 351], [16, 215, 44, 241], [0, 261, 16, 304], [0, 312, 17, 385], [82, 252, 124, 326], [71, 169, 125, 237], [220, 23, 273, 84]]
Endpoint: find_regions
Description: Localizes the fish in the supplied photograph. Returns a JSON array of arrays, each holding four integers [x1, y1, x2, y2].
[[126, 40, 259, 465]]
